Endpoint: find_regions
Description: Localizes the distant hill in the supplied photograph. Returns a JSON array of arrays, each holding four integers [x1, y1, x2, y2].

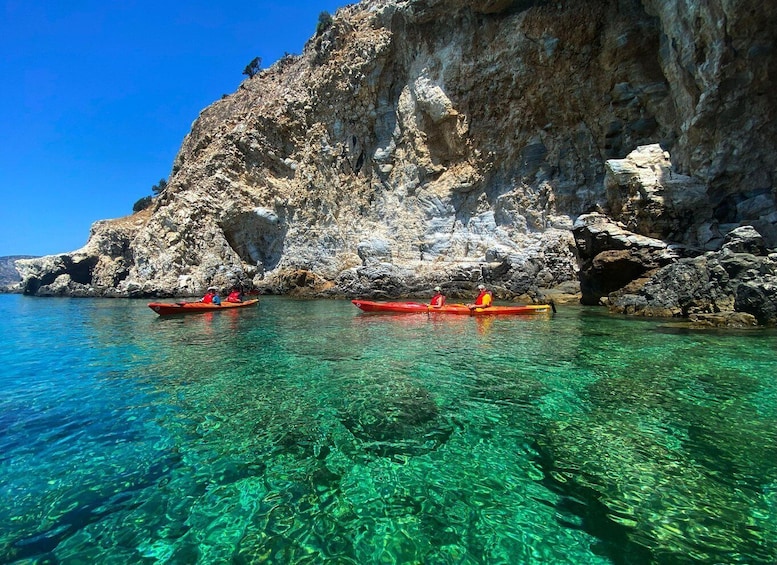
[[0, 256, 36, 290]]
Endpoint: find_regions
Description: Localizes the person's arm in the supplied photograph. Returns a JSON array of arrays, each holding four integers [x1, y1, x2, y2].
[[469, 292, 490, 309]]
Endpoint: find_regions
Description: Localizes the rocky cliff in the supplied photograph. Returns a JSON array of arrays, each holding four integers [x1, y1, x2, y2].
[[17, 0, 777, 317], [0, 256, 36, 292]]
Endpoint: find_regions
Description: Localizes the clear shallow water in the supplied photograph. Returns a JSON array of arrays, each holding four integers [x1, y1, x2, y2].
[[1, 294, 776, 564]]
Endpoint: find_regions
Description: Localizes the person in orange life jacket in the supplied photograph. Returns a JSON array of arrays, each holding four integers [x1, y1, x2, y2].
[[467, 284, 492, 309], [226, 287, 243, 303], [430, 286, 446, 308]]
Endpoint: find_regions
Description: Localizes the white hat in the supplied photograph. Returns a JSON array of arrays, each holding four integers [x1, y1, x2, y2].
[[434, 286, 441, 291], [478, 284, 486, 290]]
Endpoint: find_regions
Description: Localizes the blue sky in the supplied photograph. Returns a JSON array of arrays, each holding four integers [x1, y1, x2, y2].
[[0, 0, 346, 257]]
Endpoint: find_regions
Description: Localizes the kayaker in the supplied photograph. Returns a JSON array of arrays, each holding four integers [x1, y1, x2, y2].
[[201, 286, 221, 305], [430, 286, 446, 308], [467, 284, 492, 309], [201, 287, 216, 303], [226, 287, 243, 303]]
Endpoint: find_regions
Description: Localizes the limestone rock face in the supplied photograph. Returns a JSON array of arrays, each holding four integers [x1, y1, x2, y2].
[[642, 0, 777, 245], [0, 256, 36, 292], [18, 0, 777, 307], [16, 210, 151, 297], [604, 144, 711, 246]]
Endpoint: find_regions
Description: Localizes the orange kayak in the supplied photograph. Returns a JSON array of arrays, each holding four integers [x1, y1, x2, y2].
[[351, 300, 553, 315], [148, 299, 259, 316]]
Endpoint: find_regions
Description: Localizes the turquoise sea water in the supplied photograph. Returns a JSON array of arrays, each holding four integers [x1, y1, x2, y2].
[[1, 294, 776, 564]]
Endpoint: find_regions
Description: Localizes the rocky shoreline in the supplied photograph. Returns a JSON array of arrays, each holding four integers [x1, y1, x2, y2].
[[9, 0, 777, 328], [12, 217, 776, 327], [575, 217, 777, 327]]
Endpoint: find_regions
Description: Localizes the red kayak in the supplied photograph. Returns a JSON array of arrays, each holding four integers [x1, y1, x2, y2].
[[351, 299, 553, 316], [148, 299, 259, 316]]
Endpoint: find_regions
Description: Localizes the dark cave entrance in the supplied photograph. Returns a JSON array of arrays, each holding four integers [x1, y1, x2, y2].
[[221, 209, 287, 271]]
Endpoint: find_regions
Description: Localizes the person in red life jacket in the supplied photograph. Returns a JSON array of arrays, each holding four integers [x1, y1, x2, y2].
[[201, 287, 221, 305], [430, 286, 446, 308], [226, 287, 243, 303], [467, 284, 493, 310]]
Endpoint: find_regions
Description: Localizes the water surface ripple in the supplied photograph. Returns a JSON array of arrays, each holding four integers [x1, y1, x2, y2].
[[1, 295, 776, 564]]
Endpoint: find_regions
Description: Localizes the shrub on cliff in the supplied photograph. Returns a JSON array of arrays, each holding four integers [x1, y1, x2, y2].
[[242, 57, 261, 78], [152, 178, 167, 195], [316, 11, 332, 35], [133, 195, 153, 212]]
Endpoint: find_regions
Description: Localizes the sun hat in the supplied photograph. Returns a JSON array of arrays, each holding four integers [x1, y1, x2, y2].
[[478, 284, 486, 290], [434, 286, 441, 291]]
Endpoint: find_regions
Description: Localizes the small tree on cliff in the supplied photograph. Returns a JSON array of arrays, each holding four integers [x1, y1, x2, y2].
[[133, 195, 153, 212], [243, 57, 261, 78], [151, 178, 167, 195], [132, 178, 168, 213], [316, 11, 333, 35]]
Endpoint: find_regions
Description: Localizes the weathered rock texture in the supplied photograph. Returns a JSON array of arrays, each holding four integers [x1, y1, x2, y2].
[[573, 211, 683, 306], [17, 0, 777, 315], [0, 256, 36, 292], [576, 218, 777, 325]]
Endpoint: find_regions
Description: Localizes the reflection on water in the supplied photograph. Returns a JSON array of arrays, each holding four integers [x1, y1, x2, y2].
[[0, 295, 776, 564]]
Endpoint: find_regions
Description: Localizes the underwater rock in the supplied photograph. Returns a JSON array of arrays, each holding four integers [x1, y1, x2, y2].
[[534, 364, 777, 562], [338, 378, 453, 459], [535, 414, 777, 564]]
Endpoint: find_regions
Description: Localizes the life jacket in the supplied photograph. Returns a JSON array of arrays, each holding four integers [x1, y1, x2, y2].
[[430, 293, 445, 307], [227, 291, 241, 302], [474, 291, 492, 307], [202, 292, 214, 304]]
